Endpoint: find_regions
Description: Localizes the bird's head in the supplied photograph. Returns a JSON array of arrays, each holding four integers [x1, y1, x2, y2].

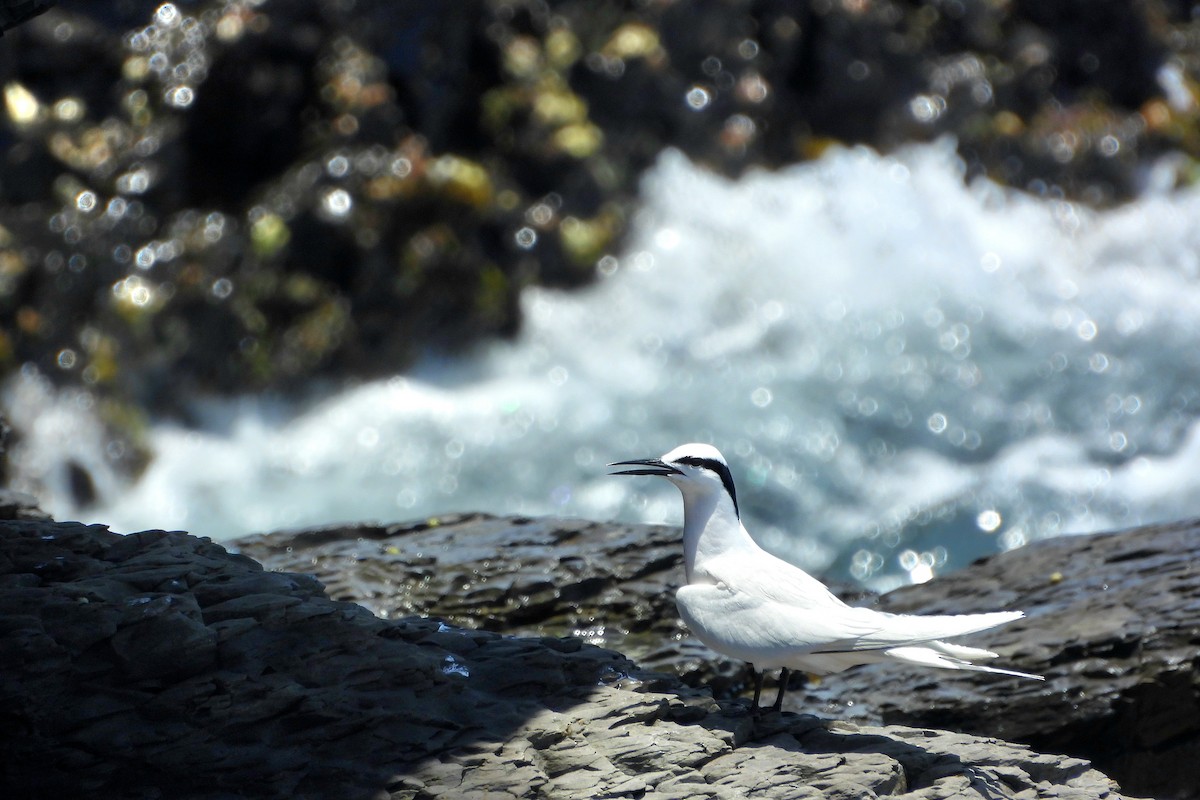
[[609, 442, 739, 517]]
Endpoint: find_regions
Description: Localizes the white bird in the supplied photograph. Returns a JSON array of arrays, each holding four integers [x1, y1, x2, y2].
[[610, 442, 1043, 712]]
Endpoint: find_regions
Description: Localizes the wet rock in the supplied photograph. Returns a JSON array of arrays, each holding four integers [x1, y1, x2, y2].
[[234, 513, 717, 680], [1, 517, 1135, 799], [823, 517, 1200, 800], [240, 513, 1200, 799]]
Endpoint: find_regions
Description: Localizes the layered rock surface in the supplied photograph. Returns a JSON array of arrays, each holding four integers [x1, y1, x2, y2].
[[848, 518, 1200, 800], [2, 516, 1137, 799], [239, 513, 1200, 799]]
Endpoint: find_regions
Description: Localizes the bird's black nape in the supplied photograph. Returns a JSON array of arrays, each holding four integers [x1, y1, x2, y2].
[[675, 455, 739, 517]]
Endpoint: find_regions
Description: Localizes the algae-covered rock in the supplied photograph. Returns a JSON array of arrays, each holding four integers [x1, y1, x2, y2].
[[4, 0, 1200, 417]]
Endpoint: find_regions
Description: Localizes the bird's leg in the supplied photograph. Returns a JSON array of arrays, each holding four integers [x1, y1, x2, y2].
[[772, 667, 791, 712], [749, 664, 763, 710]]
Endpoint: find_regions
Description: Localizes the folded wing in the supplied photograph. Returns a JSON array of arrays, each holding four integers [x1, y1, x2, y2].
[[679, 549, 1037, 677]]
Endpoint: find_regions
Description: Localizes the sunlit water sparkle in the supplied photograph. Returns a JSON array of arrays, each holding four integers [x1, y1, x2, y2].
[[11, 140, 1200, 591]]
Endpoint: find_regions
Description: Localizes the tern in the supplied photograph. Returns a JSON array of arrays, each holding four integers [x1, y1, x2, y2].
[[610, 442, 1043, 712]]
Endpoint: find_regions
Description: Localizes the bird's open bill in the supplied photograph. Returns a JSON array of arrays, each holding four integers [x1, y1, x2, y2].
[[608, 458, 684, 477]]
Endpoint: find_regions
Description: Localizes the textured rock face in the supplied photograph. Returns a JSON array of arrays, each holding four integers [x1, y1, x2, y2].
[[239, 514, 1200, 799], [235, 514, 693, 660], [1, 517, 1134, 799], [838, 518, 1200, 800]]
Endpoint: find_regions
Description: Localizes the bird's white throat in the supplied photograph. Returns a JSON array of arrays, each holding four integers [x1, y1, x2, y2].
[[679, 481, 749, 584]]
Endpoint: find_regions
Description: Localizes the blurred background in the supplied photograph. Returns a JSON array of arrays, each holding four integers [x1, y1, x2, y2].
[[4, 0, 1200, 589]]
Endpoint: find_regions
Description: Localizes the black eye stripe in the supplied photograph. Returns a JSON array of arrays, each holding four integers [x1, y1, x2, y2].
[[675, 456, 739, 518]]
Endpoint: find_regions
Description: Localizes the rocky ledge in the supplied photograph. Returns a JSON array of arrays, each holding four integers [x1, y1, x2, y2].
[[2, 516, 1141, 800], [238, 514, 1200, 800]]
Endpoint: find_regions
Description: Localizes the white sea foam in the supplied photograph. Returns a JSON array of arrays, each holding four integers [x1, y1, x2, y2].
[[10, 140, 1200, 589]]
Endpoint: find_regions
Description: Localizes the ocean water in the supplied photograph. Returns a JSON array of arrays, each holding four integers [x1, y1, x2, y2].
[[11, 140, 1200, 591]]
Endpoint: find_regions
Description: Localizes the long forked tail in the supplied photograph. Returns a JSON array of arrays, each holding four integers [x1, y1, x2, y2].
[[883, 642, 1044, 680]]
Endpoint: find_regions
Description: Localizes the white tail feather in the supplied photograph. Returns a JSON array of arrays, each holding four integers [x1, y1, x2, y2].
[[884, 644, 1045, 680], [927, 640, 1000, 660]]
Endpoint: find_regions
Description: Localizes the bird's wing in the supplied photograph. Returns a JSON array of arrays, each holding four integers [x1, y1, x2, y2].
[[679, 581, 1025, 657], [700, 554, 1022, 652], [822, 607, 1025, 652], [676, 582, 885, 657], [689, 550, 1025, 653], [701, 548, 850, 611]]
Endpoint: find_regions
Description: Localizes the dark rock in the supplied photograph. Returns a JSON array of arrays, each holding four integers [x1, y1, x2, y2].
[[240, 513, 1200, 799], [0, 0, 52, 35], [108, 594, 217, 680], [1, 517, 1134, 799], [825, 517, 1200, 800], [234, 513, 714, 678], [2, 0, 1200, 423]]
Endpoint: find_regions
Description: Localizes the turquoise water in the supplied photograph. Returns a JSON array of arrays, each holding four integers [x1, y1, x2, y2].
[[13, 141, 1200, 590]]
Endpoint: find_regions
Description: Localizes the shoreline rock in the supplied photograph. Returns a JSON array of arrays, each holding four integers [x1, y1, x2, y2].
[[2, 514, 1140, 799], [238, 513, 1200, 799], [837, 517, 1200, 800]]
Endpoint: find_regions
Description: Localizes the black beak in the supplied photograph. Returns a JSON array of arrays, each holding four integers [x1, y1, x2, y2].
[[608, 458, 683, 477]]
